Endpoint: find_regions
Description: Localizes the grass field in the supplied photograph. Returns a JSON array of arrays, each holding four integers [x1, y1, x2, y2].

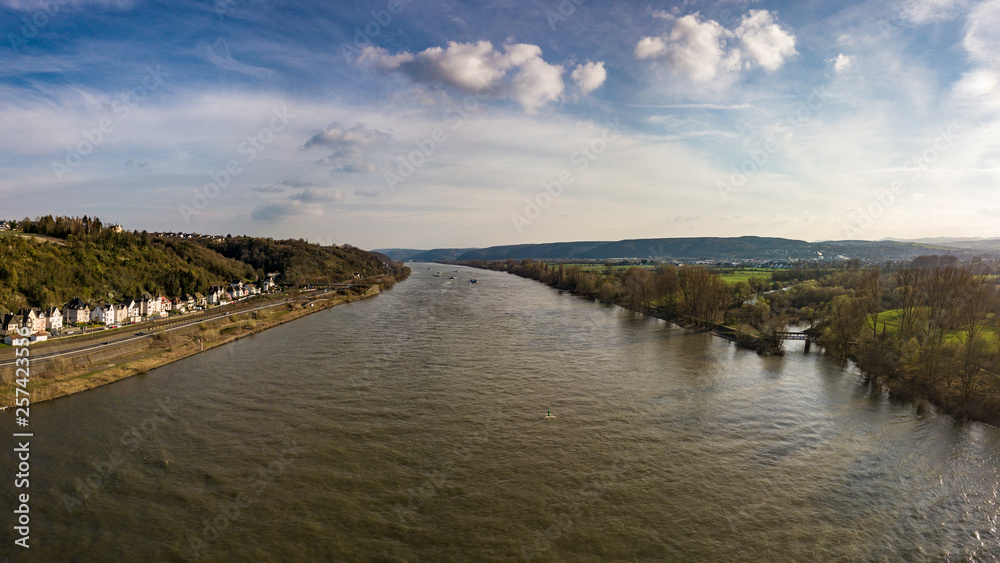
[[871, 307, 998, 344], [562, 263, 657, 272], [716, 268, 774, 285], [558, 263, 775, 284]]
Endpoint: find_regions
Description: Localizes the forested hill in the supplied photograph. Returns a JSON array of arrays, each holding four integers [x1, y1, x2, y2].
[[454, 236, 957, 262], [0, 216, 396, 312]]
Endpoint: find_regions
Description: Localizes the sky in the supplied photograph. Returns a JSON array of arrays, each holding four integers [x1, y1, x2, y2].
[[1, 0, 998, 250]]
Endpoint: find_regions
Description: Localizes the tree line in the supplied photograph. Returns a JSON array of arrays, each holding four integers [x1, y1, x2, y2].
[[461, 256, 1000, 425]]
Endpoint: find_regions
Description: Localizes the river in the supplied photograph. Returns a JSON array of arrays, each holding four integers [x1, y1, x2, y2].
[[3, 263, 999, 561]]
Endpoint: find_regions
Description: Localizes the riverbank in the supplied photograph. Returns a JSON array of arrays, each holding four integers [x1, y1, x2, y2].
[[0, 283, 392, 407], [456, 261, 998, 428]]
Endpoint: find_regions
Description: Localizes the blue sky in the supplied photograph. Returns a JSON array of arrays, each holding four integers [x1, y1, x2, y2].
[[1, 0, 998, 249]]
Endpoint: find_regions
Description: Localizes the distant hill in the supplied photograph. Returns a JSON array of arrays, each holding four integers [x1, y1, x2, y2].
[[452, 236, 963, 262], [374, 248, 425, 261], [931, 239, 1000, 251], [407, 248, 480, 261]]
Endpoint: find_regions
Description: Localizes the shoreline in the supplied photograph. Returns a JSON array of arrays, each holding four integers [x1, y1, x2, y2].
[[2, 284, 387, 407], [457, 262, 999, 428]]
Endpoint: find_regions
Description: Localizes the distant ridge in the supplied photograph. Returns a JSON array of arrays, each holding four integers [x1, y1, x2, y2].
[[444, 236, 967, 262], [408, 248, 480, 261], [374, 248, 426, 261]]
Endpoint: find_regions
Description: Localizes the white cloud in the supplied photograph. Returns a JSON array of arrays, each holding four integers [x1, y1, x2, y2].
[[303, 122, 385, 149], [571, 61, 607, 93], [900, 0, 969, 23], [953, 70, 999, 98], [955, 1, 1000, 103], [205, 37, 276, 81], [735, 10, 797, 71], [634, 10, 795, 82], [634, 13, 730, 82], [509, 54, 564, 112], [963, 0, 1000, 63], [359, 41, 570, 112], [833, 53, 853, 72], [303, 122, 387, 173], [634, 36, 668, 59]]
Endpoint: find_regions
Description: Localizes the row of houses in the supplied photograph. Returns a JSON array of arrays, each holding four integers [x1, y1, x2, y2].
[[1, 279, 277, 339]]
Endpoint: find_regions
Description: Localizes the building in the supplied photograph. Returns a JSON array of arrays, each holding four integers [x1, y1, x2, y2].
[[115, 305, 128, 324], [18, 308, 46, 334], [1, 313, 22, 337], [45, 307, 63, 332], [119, 299, 141, 323], [91, 303, 116, 326], [64, 298, 90, 325], [140, 293, 160, 317]]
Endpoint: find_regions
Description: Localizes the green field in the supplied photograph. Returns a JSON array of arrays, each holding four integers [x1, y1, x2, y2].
[[562, 263, 657, 272], [871, 307, 998, 344], [716, 268, 774, 285]]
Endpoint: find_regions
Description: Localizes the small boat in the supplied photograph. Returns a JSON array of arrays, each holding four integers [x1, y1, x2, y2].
[[470, 278, 478, 284]]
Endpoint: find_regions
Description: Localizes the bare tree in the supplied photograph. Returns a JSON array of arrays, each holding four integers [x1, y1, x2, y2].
[[858, 268, 881, 338]]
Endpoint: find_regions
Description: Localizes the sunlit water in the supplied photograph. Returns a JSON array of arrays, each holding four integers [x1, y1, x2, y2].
[[3, 263, 999, 561]]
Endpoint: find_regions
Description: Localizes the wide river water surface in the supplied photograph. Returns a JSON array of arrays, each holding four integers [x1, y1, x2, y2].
[[4, 263, 1000, 561]]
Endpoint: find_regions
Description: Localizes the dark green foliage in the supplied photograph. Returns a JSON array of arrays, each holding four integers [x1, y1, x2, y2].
[[0, 216, 394, 311], [199, 237, 388, 285]]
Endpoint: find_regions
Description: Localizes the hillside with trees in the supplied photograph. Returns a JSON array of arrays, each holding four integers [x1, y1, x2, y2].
[[0, 216, 401, 312]]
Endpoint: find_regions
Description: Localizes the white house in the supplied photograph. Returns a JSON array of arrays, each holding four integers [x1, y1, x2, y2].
[[91, 303, 116, 326], [119, 299, 141, 323], [18, 308, 46, 334], [140, 293, 161, 317], [115, 305, 128, 324], [45, 307, 62, 332]]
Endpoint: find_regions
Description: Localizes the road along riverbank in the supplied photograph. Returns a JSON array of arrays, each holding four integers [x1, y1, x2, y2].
[[0, 284, 390, 407]]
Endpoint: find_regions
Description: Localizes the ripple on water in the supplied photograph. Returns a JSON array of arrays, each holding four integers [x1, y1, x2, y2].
[[7, 264, 1000, 561]]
